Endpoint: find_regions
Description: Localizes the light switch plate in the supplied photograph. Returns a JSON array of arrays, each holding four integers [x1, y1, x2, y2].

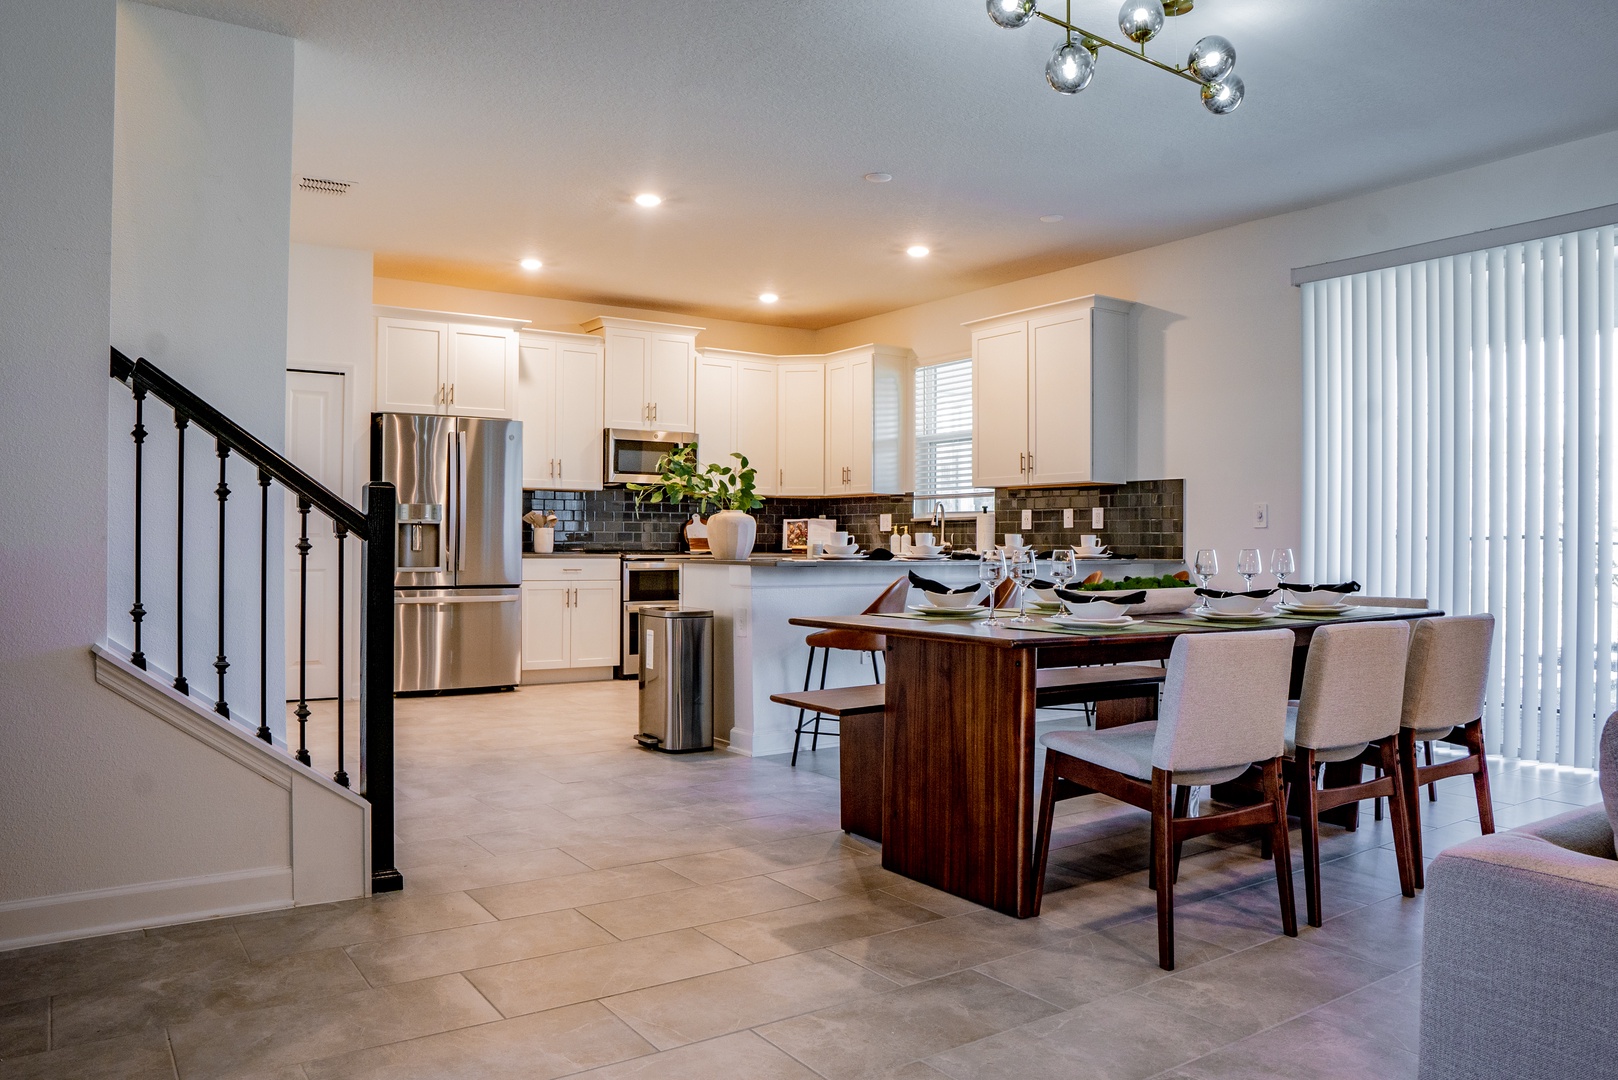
[[1091, 507, 1104, 528], [1021, 509, 1033, 529], [878, 513, 892, 531], [1062, 508, 1074, 528], [1254, 502, 1270, 529]]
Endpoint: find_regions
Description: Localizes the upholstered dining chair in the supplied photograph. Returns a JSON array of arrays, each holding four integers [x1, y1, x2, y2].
[[1340, 596, 1438, 816], [791, 577, 908, 766], [1398, 613, 1497, 888], [1283, 620, 1416, 926], [1031, 629, 1298, 970]]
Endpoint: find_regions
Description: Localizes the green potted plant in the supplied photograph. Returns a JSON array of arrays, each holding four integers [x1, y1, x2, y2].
[[630, 443, 763, 560]]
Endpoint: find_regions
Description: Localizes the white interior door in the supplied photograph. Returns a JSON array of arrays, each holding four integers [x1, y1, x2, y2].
[[285, 369, 345, 700]]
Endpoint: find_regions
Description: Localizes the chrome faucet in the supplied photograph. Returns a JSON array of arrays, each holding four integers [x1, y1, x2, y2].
[[931, 501, 946, 528]]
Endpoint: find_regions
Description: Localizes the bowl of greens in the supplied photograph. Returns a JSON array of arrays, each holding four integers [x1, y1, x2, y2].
[[1072, 573, 1197, 615]]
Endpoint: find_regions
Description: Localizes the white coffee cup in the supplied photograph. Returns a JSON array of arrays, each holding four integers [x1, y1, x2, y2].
[[1080, 534, 1101, 550], [914, 532, 935, 547], [831, 531, 851, 547], [1004, 533, 1024, 550]]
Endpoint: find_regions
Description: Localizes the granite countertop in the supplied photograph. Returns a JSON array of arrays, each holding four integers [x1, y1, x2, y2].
[[522, 551, 624, 559]]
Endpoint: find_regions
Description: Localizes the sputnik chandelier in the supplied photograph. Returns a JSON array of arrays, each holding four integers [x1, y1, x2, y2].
[[986, 0, 1244, 114]]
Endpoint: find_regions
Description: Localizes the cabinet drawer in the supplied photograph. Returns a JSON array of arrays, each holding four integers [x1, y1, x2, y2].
[[522, 558, 620, 582]]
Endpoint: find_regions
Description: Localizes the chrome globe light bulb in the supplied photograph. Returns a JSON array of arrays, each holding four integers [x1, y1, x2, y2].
[[1118, 0, 1165, 44], [1187, 35, 1235, 84], [1045, 40, 1096, 94], [1201, 73, 1244, 114], [987, 0, 1038, 29]]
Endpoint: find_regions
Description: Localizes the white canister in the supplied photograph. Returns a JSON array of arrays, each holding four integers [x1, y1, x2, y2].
[[533, 527, 555, 554]]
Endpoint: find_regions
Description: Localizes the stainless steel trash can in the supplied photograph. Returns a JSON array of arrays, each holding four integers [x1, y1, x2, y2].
[[635, 606, 714, 752]]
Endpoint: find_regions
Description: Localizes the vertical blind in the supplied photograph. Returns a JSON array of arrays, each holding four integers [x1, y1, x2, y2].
[[1301, 224, 1617, 768], [914, 358, 986, 515]]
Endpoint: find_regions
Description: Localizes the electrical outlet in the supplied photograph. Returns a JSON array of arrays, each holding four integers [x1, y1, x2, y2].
[[1020, 509, 1033, 529], [1062, 508, 1074, 528], [1254, 502, 1269, 529], [1091, 507, 1104, 529], [878, 513, 892, 531]]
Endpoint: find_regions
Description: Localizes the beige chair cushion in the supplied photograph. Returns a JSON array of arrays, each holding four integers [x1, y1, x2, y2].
[[1291, 621, 1410, 753], [1041, 724, 1252, 787]]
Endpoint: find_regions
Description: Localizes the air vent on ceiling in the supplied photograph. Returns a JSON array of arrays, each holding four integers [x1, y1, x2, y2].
[[298, 176, 352, 195]]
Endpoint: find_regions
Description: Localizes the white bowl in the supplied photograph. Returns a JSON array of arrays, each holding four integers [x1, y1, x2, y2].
[[1088, 587, 1197, 615], [1204, 593, 1266, 615], [1060, 598, 1131, 620], [1281, 587, 1346, 609], [1072, 545, 1109, 557], [922, 587, 986, 608], [823, 543, 858, 556], [911, 544, 944, 557]]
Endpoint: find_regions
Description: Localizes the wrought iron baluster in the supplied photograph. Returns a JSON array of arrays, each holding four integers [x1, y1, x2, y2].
[[334, 521, 350, 787], [174, 415, 189, 694], [256, 471, 271, 743], [214, 442, 230, 718], [294, 496, 312, 766], [130, 386, 147, 669]]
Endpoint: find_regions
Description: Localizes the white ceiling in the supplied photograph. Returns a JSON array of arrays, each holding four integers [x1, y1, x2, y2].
[[144, 0, 1618, 329]]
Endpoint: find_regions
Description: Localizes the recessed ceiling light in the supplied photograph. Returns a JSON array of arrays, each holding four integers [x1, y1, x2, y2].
[[1040, 215, 1064, 223], [906, 245, 930, 258], [759, 292, 779, 304], [634, 193, 662, 207], [520, 257, 542, 271], [864, 172, 893, 183]]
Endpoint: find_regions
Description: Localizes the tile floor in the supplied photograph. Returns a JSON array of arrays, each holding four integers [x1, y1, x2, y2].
[[0, 682, 1602, 1079]]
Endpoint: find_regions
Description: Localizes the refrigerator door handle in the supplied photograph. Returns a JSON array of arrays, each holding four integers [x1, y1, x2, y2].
[[395, 594, 519, 605], [456, 430, 469, 572]]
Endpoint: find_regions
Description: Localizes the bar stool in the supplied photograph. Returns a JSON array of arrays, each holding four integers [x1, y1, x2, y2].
[[791, 577, 908, 766], [1398, 613, 1497, 889], [1283, 620, 1416, 926], [1031, 629, 1299, 970]]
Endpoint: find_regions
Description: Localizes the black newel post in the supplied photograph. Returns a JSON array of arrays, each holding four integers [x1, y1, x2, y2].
[[334, 521, 350, 788], [360, 481, 401, 893]]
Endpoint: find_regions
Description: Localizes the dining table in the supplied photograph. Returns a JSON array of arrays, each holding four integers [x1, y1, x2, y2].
[[788, 603, 1443, 918]]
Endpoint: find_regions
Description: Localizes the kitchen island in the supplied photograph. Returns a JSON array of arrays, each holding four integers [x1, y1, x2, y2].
[[680, 554, 1181, 756]]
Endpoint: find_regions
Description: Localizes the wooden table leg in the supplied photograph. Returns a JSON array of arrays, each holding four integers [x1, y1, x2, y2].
[[881, 637, 1038, 917]]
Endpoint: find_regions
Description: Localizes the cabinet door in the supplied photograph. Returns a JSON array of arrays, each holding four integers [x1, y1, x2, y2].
[[377, 318, 446, 413], [847, 353, 874, 493], [520, 581, 569, 670], [736, 362, 779, 496], [603, 327, 650, 429], [518, 340, 557, 488], [446, 325, 517, 418], [972, 323, 1030, 488], [777, 363, 825, 496], [694, 354, 737, 468], [824, 357, 852, 492], [553, 342, 605, 490], [568, 582, 621, 668], [1028, 309, 1092, 484], [648, 334, 695, 431]]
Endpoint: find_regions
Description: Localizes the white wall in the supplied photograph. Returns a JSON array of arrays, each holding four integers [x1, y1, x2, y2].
[[107, 1, 296, 734], [813, 129, 1618, 573]]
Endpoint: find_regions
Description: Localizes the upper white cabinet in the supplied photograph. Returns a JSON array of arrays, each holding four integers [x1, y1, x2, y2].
[[583, 317, 702, 432], [823, 345, 907, 496], [966, 295, 1133, 488], [518, 330, 605, 491], [777, 362, 827, 496], [375, 308, 524, 419], [736, 360, 780, 497], [695, 352, 781, 497]]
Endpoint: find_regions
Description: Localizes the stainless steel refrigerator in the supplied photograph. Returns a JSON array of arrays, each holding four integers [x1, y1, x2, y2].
[[372, 413, 522, 692]]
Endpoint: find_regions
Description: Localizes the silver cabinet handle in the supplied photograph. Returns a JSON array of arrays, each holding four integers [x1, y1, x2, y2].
[[651, 402, 658, 422], [1027, 452, 1034, 473], [1019, 451, 1026, 474], [557, 457, 562, 479]]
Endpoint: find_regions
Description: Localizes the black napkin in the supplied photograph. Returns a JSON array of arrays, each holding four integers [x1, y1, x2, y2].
[[866, 548, 895, 561], [1030, 579, 1056, 590], [948, 551, 981, 560], [1195, 587, 1278, 599], [908, 571, 978, 594], [1055, 588, 1147, 605], [1279, 581, 1361, 594]]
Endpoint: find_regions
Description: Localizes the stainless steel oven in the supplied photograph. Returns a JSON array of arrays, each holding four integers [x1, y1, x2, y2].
[[605, 428, 698, 485], [620, 557, 684, 678]]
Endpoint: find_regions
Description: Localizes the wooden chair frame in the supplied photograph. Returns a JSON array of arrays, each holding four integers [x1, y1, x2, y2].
[[1400, 717, 1495, 889]]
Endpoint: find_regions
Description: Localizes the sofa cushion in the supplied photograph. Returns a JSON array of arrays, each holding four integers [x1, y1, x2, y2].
[[1602, 711, 1618, 838]]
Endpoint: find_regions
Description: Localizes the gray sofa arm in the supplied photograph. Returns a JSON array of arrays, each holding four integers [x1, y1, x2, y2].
[[1419, 806, 1618, 1080]]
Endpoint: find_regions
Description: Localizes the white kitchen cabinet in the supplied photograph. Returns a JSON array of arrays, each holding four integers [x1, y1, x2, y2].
[[584, 317, 702, 432], [777, 362, 826, 496], [694, 352, 738, 467], [823, 346, 907, 495], [375, 308, 526, 419], [696, 352, 780, 496], [519, 330, 604, 490], [736, 360, 779, 496], [966, 295, 1134, 488], [521, 559, 621, 674]]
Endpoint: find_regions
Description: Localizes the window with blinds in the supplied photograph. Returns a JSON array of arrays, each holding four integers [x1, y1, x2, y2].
[[914, 358, 988, 517], [1301, 223, 1618, 768]]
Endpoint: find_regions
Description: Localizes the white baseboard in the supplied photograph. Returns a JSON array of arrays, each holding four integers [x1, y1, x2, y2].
[[0, 866, 292, 951]]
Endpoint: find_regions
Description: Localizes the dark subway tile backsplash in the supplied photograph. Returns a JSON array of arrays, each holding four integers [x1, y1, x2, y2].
[[524, 478, 1183, 561]]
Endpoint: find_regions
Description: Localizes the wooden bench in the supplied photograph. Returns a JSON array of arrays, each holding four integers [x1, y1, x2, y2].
[[770, 685, 887, 842]]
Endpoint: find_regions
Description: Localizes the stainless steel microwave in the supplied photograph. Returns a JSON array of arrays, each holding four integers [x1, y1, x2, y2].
[[604, 428, 698, 484]]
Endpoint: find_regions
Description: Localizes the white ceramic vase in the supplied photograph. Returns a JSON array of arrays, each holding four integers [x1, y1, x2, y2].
[[706, 510, 757, 561]]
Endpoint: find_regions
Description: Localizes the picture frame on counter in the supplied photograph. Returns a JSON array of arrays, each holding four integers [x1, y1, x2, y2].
[[782, 519, 809, 552]]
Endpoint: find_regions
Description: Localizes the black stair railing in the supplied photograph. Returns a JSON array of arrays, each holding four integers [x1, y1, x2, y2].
[[110, 348, 402, 893]]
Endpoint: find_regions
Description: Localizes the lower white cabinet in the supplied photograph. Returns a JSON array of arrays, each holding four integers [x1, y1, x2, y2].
[[521, 560, 621, 672]]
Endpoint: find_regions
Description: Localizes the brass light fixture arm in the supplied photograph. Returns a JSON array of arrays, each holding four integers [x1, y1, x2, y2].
[[1034, 9, 1205, 86]]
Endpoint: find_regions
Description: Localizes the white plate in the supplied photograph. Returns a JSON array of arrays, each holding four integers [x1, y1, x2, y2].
[[817, 552, 866, 560], [1193, 606, 1276, 622], [1048, 614, 1136, 628], [1278, 602, 1349, 616], [1073, 554, 1113, 560], [897, 553, 949, 561], [909, 605, 989, 617]]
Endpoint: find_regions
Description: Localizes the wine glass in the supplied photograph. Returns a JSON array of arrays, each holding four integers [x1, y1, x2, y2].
[[1270, 548, 1296, 594], [1049, 549, 1077, 594], [979, 551, 1007, 628], [1237, 549, 1262, 590], [1193, 548, 1219, 590], [1010, 547, 1038, 624]]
